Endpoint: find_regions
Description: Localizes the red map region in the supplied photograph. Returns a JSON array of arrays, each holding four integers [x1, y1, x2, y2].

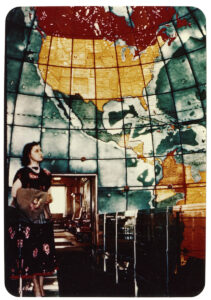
[[35, 6, 187, 54]]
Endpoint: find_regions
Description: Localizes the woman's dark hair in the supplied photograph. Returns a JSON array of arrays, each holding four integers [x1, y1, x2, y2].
[[21, 142, 40, 166]]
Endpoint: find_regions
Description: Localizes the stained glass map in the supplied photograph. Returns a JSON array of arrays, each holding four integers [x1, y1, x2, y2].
[[6, 6, 206, 213]]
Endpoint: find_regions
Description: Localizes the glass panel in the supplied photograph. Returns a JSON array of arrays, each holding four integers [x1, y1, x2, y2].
[[14, 94, 43, 126], [145, 61, 171, 95], [127, 157, 155, 187], [6, 25, 30, 59], [69, 159, 97, 174], [188, 48, 206, 85], [166, 55, 196, 91], [127, 189, 154, 210], [42, 159, 69, 173], [192, 9, 206, 35], [19, 62, 46, 96], [183, 153, 206, 184], [98, 131, 125, 159], [7, 93, 16, 125], [180, 123, 206, 153], [11, 126, 41, 156], [41, 128, 69, 159], [174, 15, 204, 52], [152, 124, 181, 156], [6, 59, 22, 92], [98, 188, 126, 213], [174, 87, 204, 122], [7, 125, 12, 155], [43, 97, 70, 129], [8, 158, 22, 187], [25, 29, 42, 63], [69, 130, 97, 159], [125, 125, 153, 158], [98, 159, 126, 187]]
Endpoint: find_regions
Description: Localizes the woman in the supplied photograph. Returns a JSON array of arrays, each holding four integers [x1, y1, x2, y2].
[[8, 142, 57, 297]]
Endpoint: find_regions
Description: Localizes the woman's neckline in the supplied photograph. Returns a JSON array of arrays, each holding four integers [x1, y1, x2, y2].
[[27, 165, 41, 174]]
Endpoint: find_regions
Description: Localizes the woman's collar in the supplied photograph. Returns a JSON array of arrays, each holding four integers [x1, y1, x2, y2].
[[27, 164, 40, 173]]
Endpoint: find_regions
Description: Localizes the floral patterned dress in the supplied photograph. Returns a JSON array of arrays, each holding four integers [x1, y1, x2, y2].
[[7, 167, 57, 279]]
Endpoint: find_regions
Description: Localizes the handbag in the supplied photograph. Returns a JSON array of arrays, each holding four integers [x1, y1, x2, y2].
[[16, 188, 48, 222]]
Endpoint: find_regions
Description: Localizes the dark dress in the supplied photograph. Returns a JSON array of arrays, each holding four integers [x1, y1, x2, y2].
[[7, 167, 57, 279]]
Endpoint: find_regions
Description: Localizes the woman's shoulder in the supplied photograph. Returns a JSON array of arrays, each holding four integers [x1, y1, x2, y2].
[[15, 167, 29, 175], [13, 167, 30, 182], [40, 168, 52, 177]]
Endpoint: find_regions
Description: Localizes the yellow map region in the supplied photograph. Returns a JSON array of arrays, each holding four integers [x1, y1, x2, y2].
[[155, 154, 206, 204], [38, 36, 164, 111]]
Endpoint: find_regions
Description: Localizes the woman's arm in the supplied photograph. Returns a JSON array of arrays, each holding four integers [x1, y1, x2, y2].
[[46, 187, 53, 204], [43, 187, 53, 219], [11, 178, 22, 207]]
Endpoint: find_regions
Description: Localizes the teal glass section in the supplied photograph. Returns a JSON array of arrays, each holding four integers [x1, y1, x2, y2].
[[98, 188, 126, 213], [127, 189, 154, 210]]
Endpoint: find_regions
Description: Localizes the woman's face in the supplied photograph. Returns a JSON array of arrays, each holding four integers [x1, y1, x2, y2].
[[29, 145, 43, 163]]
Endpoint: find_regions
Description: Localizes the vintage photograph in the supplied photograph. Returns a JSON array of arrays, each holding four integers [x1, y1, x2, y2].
[[5, 5, 206, 297]]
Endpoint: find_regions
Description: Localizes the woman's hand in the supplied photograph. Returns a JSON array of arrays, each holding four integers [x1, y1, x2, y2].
[[46, 193, 53, 204], [30, 197, 42, 211]]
